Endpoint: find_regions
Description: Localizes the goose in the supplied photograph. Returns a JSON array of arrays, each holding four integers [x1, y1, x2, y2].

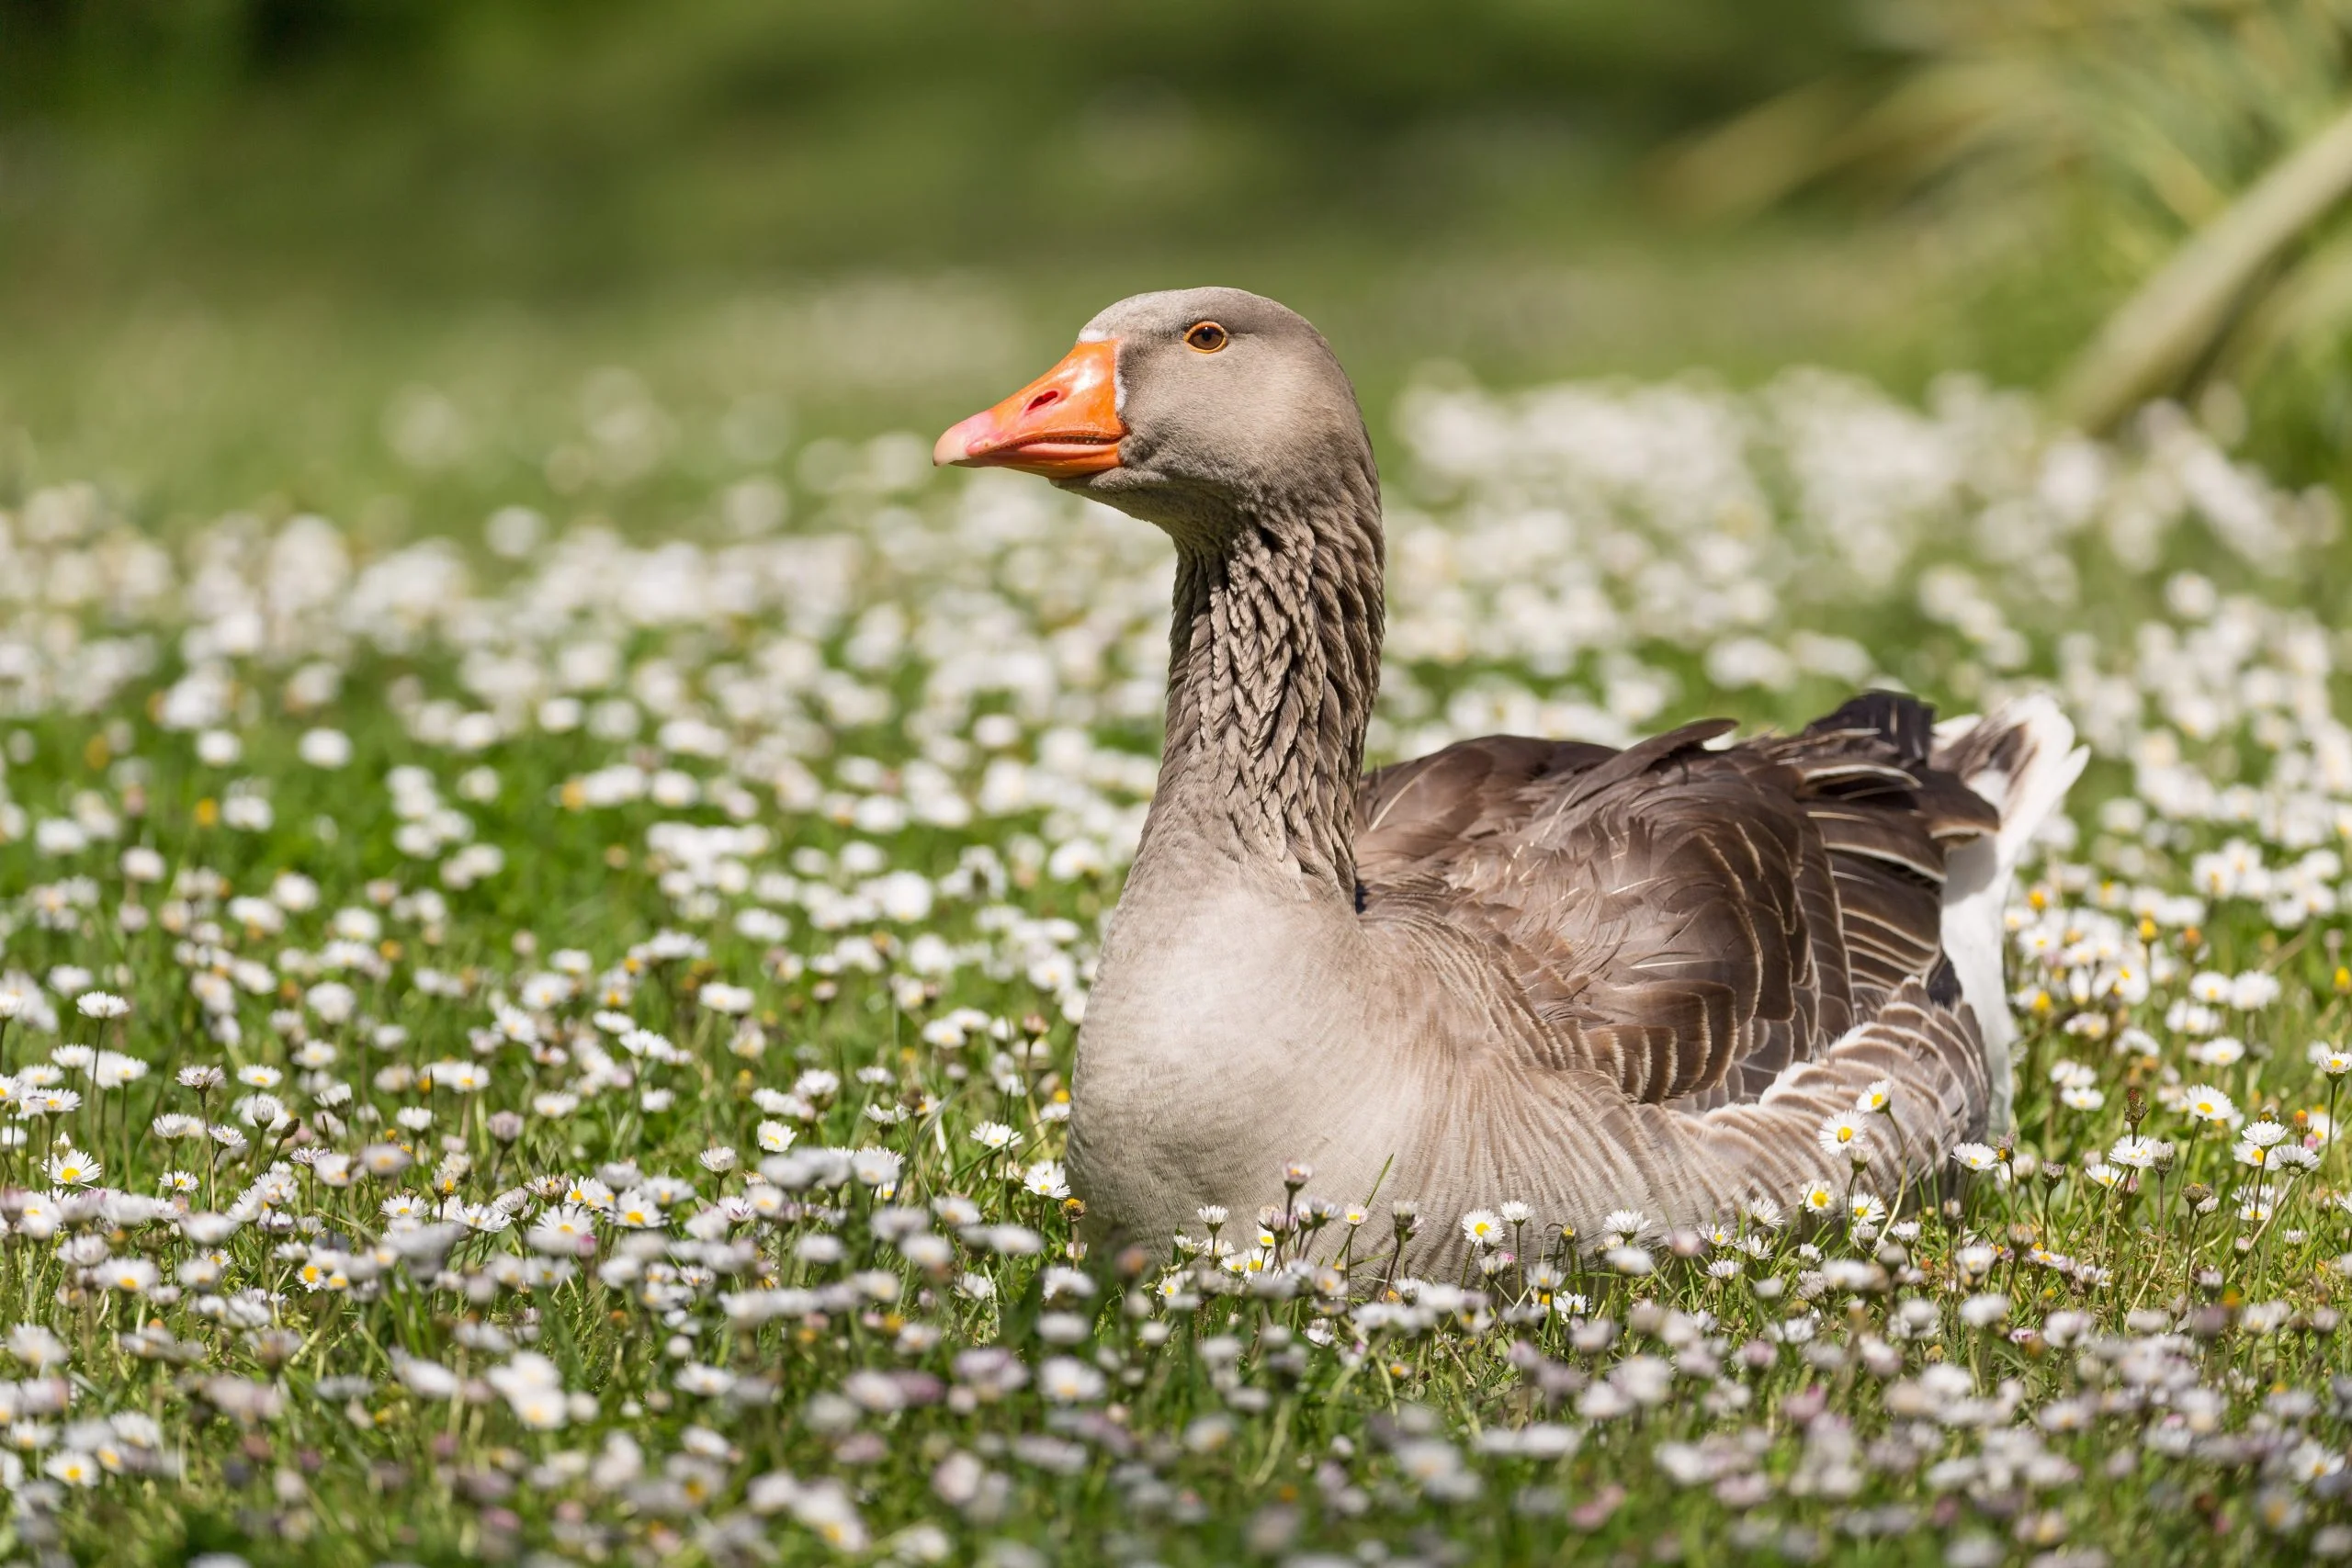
[[935, 287, 2086, 1271]]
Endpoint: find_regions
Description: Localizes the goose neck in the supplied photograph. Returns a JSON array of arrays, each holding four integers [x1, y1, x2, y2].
[[1148, 491, 1385, 896]]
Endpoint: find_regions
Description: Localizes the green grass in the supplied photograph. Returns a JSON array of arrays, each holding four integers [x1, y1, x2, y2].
[[0, 348, 2348, 1563], [0, 218, 1978, 537], [14, 7, 2352, 1561]]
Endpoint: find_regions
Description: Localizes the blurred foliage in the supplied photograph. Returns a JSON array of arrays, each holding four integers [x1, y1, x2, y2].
[[1666, 0, 2352, 231], [0, 0, 1861, 300], [4, 0, 1988, 525], [1663, 0, 2352, 463], [16, 0, 2352, 525]]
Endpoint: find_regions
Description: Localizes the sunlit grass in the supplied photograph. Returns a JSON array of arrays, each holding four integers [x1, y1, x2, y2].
[[0, 352, 2348, 1564]]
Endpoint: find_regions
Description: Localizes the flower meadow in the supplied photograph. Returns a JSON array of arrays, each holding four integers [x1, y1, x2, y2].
[[3, 366, 2352, 1567]]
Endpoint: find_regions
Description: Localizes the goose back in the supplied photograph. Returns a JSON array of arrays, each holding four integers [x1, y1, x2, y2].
[[1354, 694, 2001, 1112]]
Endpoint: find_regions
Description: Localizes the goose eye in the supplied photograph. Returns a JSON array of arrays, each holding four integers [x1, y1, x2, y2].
[[1183, 321, 1228, 353]]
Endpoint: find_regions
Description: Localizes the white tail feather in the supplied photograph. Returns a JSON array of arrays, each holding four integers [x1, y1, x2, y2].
[[1933, 695, 2089, 1134]]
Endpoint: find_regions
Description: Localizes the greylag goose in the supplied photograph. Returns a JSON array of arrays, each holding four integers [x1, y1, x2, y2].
[[935, 288, 2085, 1270]]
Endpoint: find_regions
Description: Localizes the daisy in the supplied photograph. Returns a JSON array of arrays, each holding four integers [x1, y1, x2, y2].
[[1459, 1209, 1503, 1247], [1038, 1357, 1106, 1403], [426, 1060, 489, 1094], [92, 1052, 145, 1089], [2182, 1085, 2237, 1125], [568, 1179, 615, 1210], [1815, 1112, 1868, 1156], [103, 1259, 159, 1293], [486, 1354, 570, 1430], [45, 1148, 99, 1187], [43, 1450, 97, 1487], [2310, 1043, 2352, 1077], [675, 1363, 736, 1398]]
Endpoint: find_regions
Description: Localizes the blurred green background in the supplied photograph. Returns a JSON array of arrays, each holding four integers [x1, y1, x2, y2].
[[9, 0, 2352, 539]]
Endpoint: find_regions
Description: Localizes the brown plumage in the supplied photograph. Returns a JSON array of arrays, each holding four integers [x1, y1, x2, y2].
[[1355, 699, 2000, 1114], [938, 287, 2085, 1273]]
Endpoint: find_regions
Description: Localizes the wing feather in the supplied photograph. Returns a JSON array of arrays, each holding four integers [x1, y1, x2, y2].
[[1355, 693, 1997, 1109]]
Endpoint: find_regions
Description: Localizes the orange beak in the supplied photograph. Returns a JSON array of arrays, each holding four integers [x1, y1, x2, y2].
[[933, 339, 1124, 479]]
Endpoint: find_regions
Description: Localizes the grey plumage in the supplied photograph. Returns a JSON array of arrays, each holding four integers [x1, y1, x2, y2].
[[946, 287, 2080, 1275]]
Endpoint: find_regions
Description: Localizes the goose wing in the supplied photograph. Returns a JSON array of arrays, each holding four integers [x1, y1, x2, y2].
[[1354, 694, 1999, 1107]]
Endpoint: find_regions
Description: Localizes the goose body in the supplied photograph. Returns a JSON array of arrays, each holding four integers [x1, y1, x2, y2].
[[937, 288, 2085, 1271]]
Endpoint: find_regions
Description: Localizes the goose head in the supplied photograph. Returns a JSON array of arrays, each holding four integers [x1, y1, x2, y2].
[[933, 287, 1374, 547]]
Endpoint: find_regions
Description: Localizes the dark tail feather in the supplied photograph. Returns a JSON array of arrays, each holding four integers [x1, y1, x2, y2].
[[1806, 691, 1937, 768]]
